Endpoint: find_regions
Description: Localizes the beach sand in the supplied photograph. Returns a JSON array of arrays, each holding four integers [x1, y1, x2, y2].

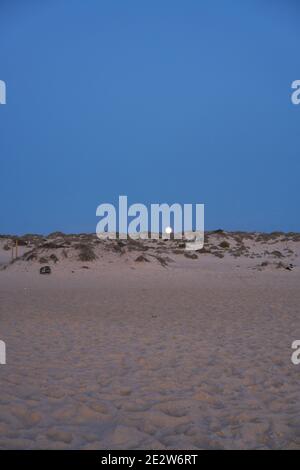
[[0, 232, 299, 449]]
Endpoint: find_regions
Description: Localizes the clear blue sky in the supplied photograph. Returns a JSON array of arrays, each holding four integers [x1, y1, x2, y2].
[[0, 0, 299, 234]]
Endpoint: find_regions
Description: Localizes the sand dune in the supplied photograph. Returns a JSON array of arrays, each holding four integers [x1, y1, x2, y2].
[[0, 232, 299, 449]]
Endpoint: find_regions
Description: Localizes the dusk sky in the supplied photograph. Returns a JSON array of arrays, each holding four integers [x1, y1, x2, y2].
[[0, 0, 299, 234]]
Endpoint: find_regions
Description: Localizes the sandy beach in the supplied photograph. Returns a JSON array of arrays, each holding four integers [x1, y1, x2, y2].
[[0, 232, 300, 449]]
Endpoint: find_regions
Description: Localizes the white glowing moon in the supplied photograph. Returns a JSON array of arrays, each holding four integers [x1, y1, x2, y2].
[[165, 226, 172, 234]]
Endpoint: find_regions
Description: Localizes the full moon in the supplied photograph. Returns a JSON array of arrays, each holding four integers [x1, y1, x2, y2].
[[165, 226, 172, 234]]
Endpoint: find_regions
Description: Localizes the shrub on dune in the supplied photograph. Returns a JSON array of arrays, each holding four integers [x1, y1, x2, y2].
[[219, 241, 230, 249], [76, 243, 97, 262]]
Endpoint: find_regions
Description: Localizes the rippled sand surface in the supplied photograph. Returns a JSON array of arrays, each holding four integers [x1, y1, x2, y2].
[[0, 234, 300, 449]]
